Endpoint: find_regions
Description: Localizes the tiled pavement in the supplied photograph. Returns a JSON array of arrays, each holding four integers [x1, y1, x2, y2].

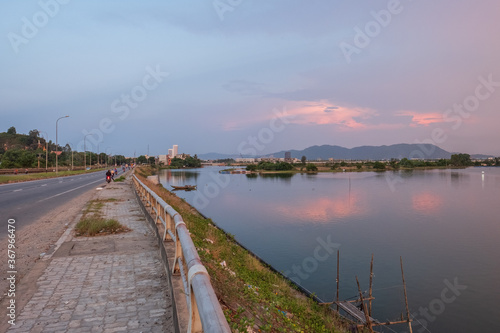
[[7, 175, 174, 333]]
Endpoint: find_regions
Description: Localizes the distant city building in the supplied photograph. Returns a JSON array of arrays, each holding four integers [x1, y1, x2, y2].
[[173, 145, 178, 157], [235, 158, 256, 163], [284, 151, 291, 161], [158, 155, 168, 165], [168, 149, 174, 158]]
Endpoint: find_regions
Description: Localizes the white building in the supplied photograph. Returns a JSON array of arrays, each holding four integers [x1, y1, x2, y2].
[[173, 145, 178, 157], [158, 155, 168, 165], [168, 149, 173, 158]]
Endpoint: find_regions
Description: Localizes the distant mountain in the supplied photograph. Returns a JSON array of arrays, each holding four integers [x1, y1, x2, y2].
[[270, 144, 453, 160], [199, 144, 495, 161]]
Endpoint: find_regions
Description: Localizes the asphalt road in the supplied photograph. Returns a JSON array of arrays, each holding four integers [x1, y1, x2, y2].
[[0, 171, 108, 239]]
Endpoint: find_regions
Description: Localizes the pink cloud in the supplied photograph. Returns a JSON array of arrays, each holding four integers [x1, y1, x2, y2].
[[285, 100, 378, 130], [396, 111, 444, 126], [221, 101, 379, 131]]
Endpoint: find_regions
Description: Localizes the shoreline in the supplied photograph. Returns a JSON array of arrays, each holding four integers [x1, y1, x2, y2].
[[218, 165, 475, 175]]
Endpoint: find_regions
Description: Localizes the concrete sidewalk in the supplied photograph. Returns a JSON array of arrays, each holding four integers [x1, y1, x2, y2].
[[7, 175, 174, 333]]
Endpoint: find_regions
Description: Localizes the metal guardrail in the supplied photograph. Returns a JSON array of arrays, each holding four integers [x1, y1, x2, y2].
[[133, 175, 231, 333]]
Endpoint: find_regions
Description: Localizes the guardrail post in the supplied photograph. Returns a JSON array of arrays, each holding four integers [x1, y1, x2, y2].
[[155, 200, 160, 224], [164, 210, 172, 241], [188, 265, 207, 333], [173, 219, 185, 275]]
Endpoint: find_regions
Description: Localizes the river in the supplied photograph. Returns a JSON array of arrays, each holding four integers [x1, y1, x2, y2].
[[159, 166, 500, 333]]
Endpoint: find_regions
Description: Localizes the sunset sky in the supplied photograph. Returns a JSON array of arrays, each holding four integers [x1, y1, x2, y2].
[[1, 1, 499, 157]]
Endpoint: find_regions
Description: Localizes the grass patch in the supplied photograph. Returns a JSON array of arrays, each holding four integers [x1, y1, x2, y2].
[[135, 167, 351, 332], [75, 217, 129, 236], [76, 198, 130, 237], [114, 175, 126, 182]]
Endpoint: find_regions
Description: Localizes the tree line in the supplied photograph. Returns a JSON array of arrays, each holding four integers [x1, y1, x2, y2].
[[0, 127, 129, 169]]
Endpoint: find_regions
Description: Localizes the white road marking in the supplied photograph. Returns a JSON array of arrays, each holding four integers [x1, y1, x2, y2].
[[14, 189, 22, 192], [37, 178, 103, 203]]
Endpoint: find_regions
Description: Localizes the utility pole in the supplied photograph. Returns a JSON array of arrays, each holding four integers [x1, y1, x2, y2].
[[84, 134, 91, 171], [55, 115, 69, 175]]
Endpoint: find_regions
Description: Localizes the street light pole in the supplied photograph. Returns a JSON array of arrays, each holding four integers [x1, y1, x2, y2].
[[55, 115, 69, 175], [105, 147, 112, 169], [84, 134, 91, 171], [68, 143, 74, 170]]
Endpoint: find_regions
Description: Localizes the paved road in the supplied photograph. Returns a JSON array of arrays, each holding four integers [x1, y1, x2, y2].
[[4, 175, 174, 333], [0, 171, 107, 239]]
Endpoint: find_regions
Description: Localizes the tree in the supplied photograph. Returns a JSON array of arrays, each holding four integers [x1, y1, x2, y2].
[[169, 157, 184, 168], [184, 155, 202, 168], [400, 158, 413, 168], [450, 153, 471, 167], [7, 126, 16, 135], [301, 156, 307, 164], [246, 164, 257, 171], [305, 163, 318, 172], [0, 149, 36, 168], [389, 159, 399, 169], [255, 161, 294, 171], [136, 155, 147, 164], [148, 156, 156, 165], [372, 161, 386, 170]]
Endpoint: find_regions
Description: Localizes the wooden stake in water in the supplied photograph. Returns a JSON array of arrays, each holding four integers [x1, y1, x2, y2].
[[369, 254, 374, 317], [400, 256, 413, 333], [336, 250, 340, 312], [356, 276, 374, 333]]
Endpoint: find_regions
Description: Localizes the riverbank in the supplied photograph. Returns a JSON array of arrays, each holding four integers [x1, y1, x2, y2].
[[221, 165, 467, 175], [135, 166, 350, 332]]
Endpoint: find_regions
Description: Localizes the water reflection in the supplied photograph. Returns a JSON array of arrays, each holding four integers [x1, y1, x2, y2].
[[158, 166, 500, 333], [159, 169, 199, 186], [256, 173, 294, 182], [412, 192, 443, 214], [274, 193, 365, 221]]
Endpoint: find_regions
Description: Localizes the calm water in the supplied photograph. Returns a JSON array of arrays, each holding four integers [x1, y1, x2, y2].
[[159, 167, 500, 333]]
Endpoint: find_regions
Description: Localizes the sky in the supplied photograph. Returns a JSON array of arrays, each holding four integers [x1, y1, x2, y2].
[[1, 0, 500, 158]]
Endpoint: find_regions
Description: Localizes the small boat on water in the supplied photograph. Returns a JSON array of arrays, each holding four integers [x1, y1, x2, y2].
[[171, 185, 197, 191]]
